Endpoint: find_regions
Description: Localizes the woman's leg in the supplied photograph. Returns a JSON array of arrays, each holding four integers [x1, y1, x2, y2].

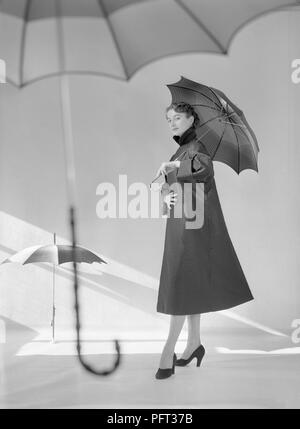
[[180, 314, 201, 359], [158, 315, 186, 369]]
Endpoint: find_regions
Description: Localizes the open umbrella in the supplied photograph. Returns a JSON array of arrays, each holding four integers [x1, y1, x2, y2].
[[0, 233, 107, 343], [0, 0, 299, 87], [167, 76, 259, 174]]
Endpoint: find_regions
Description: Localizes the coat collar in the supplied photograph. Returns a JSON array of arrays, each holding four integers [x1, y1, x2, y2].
[[173, 126, 197, 146]]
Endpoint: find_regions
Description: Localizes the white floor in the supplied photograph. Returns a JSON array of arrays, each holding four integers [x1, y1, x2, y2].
[[1, 324, 300, 409]]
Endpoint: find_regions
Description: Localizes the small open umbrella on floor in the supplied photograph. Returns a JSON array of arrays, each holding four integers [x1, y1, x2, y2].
[[0, 233, 107, 343]]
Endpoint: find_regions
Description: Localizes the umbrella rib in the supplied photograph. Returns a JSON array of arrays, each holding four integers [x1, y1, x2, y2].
[[227, 116, 240, 173], [174, 0, 226, 53], [211, 91, 259, 156], [228, 116, 253, 143], [231, 125, 258, 157], [193, 103, 224, 113], [226, 111, 239, 118], [221, 121, 246, 128], [97, 0, 129, 79], [223, 109, 258, 149], [198, 113, 224, 128], [207, 86, 229, 109], [211, 126, 227, 159], [19, 0, 31, 86], [227, 115, 259, 171]]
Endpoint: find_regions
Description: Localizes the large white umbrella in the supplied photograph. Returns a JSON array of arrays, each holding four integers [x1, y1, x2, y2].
[[0, 0, 299, 87]]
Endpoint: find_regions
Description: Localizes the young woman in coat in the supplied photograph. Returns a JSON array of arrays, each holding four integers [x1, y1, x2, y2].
[[154, 102, 254, 380]]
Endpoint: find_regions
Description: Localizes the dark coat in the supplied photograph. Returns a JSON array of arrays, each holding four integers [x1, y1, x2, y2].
[[156, 126, 254, 315]]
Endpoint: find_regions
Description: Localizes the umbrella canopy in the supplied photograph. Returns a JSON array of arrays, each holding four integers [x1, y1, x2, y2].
[[0, 0, 299, 87], [167, 76, 259, 174], [1, 244, 107, 265], [0, 242, 106, 344]]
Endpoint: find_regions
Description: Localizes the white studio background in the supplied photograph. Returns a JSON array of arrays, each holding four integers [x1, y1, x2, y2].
[[0, 8, 300, 341]]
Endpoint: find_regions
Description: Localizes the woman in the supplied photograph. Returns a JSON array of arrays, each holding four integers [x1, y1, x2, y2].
[[154, 102, 254, 380]]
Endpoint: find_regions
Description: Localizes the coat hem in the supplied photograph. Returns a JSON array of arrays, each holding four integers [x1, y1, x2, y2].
[[156, 295, 254, 315]]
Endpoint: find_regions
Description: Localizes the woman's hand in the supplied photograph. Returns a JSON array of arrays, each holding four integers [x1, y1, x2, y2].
[[164, 191, 178, 209], [153, 161, 180, 182]]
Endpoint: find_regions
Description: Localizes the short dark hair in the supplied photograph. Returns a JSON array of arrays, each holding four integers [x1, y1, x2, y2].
[[165, 102, 200, 127]]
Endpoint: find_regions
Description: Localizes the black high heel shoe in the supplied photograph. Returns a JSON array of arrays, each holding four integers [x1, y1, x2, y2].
[[175, 344, 205, 367], [155, 353, 177, 379]]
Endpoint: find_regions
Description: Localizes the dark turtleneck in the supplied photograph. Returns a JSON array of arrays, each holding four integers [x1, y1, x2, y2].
[[173, 126, 196, 146]]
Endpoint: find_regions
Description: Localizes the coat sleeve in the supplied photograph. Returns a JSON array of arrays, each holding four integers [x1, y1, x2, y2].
[[176, 151, 214, 183]]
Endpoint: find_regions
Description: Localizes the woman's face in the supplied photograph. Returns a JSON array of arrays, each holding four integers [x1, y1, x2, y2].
[[166, 108, 194, 137]]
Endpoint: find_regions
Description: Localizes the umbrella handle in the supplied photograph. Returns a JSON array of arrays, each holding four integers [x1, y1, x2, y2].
[[70, 206, 121, 375]]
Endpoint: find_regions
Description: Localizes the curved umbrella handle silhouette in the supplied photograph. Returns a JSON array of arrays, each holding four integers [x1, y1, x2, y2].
[[70, 207, 121, 376]]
